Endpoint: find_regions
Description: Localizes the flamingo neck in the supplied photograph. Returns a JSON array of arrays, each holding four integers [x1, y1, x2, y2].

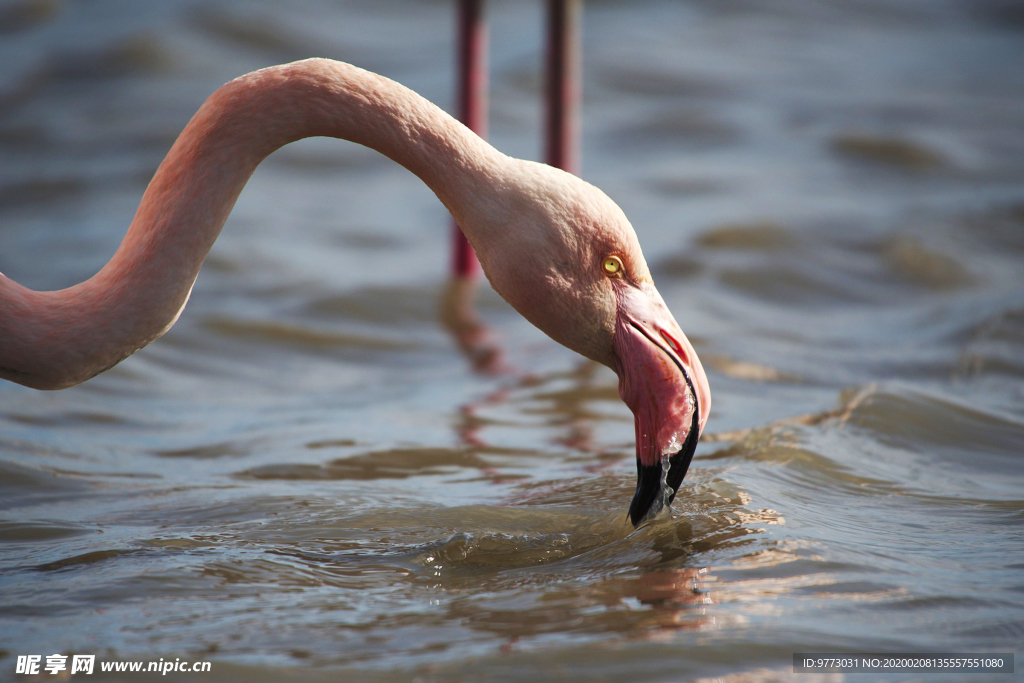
[[0, 59, 505, 389]]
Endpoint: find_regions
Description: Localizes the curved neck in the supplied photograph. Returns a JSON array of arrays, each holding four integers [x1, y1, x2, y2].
[[0, 59, 506, 389]]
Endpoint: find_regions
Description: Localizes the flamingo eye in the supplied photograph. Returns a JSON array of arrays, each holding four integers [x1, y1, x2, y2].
[[602, 255, 623, 277]]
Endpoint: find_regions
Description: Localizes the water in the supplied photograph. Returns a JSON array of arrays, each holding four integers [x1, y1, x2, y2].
[[1, 0, 1023, 681]]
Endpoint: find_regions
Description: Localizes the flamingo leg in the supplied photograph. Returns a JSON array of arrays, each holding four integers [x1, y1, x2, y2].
[[452, 0, 488, 278], [544, 0, 581, 174]]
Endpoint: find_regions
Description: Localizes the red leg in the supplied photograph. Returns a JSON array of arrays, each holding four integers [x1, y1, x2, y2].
[[544, 0, 581, 174], [452, 0, 488, 278]]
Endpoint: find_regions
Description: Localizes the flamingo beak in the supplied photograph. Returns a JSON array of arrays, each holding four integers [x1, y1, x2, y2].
[[610, 282, 711, 527]]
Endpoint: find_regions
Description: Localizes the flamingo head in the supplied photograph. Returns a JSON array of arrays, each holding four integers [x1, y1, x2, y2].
[[469, 160, 712, 526]]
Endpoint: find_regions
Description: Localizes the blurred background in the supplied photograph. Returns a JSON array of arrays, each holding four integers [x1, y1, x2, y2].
[[1, 1, 1022, 681]]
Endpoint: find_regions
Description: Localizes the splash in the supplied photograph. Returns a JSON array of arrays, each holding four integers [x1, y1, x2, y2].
[[636, 451, 676, 525], [661, 431, 684, 457], [659, 393, 694, 457], [658, 451, 674, 512]]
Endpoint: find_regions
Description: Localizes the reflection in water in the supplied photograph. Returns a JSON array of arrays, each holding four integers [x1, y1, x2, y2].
[[442, 278, 610, 483], [439, 276, 508, 376], [597, 567, 717, 635]]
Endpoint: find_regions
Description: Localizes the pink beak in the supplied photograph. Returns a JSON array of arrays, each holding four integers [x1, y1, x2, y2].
[[611, 281, 711, 526]]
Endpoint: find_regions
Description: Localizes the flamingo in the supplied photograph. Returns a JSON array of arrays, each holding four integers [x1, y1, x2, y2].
[[0, 59, 711, 526]]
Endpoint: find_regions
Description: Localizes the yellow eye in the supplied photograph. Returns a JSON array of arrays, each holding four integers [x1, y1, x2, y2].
[[602, 255, 624, 277]]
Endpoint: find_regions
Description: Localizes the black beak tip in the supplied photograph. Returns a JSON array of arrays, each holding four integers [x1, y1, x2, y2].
[[626, 419, 701, 528], [628, 461, 663, 527]]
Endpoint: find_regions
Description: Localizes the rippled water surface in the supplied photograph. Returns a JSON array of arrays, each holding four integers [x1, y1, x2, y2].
[[2, 1, 1023, 681]]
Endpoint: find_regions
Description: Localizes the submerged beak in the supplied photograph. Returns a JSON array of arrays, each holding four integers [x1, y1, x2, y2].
[[611, 281, 711, 527]]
